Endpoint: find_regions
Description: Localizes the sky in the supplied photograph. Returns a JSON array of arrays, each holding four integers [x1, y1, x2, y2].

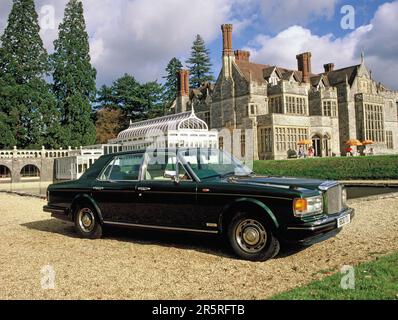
[[0, 0, 397, 89]]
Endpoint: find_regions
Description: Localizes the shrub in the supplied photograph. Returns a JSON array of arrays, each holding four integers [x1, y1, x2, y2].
[[253, 155, 398, 180]]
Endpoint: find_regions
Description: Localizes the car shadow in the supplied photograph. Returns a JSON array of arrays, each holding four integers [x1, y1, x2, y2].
[[21, 219, 233, 259], [21, 219, 306, 261]]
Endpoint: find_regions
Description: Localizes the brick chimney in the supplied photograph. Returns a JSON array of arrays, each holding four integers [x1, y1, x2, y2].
[[324, 63, 335, 73], [176, 69, 189, 113], [296, 52, 312, 83], [221, 24, 233, 57], [177, 69, 189, 97], [221, 24, 235, 79], [234, 50, 250, 62]]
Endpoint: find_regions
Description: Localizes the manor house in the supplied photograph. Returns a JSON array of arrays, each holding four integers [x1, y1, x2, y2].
[[174, 24, 398, 160]]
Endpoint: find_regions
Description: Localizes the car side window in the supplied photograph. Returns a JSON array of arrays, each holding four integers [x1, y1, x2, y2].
[[144, 152, 192, 181], [99, 154, 143, 181]]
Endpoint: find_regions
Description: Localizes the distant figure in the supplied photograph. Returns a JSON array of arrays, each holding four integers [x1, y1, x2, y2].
[[307, 146, 314, 158], [369, 147, 374, 155], [298, 146, 305, 158], [346, 146, 353, 156]]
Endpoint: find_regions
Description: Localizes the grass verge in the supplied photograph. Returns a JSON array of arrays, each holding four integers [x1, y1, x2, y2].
[[271, 251, 398, 300]]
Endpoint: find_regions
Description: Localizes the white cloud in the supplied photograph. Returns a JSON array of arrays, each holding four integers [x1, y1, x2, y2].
[[245, 1, 398, 89], [259, 0, 339, 31], [357, 1, 398, 88], [81, 0, 237, 84], [0, 0, 240, 85], [246, 25, 370, 73]]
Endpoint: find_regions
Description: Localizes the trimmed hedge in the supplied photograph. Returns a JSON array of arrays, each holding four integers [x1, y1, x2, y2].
[[253, 155, 398, 180]]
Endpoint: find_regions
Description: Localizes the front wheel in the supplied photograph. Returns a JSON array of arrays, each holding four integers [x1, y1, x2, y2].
[[74, 204, 103, 239], [227, 212, 280, 261]]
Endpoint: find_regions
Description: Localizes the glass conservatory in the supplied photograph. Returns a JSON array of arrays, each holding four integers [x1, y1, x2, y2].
[[109, 109, 218, 151]]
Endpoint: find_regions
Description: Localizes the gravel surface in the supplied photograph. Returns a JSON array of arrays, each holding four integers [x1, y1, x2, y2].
[[0, 193, 397, 300]]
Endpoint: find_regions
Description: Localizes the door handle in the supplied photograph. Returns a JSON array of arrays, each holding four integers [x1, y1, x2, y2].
[[137, 187, 151, 191], [93, 187, 104, 191]]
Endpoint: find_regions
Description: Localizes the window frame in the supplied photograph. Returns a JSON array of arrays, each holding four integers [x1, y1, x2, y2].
[[97, 153, 145, 182], [141, 151, 194, 182]]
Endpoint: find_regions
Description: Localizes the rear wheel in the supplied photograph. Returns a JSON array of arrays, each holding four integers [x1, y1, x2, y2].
[[74, 204, 102, 239], [227, 212, 280, 261]]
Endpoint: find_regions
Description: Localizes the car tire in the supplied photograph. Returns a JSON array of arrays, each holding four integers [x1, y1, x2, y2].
[[74, 204, 103, 239], [227, 211, 280, 261]]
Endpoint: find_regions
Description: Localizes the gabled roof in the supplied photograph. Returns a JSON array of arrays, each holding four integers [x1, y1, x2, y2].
[[263, 66, 283, 81], [310, 74, 330, 88], [235, 60, 307, 84], [325, 65, 360, 86], [281, 70, 301, 82], [235, 60, 270, 84]]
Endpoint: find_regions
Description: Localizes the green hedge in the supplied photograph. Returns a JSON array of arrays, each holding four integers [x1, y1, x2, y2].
[[253, 155, 398, 180]]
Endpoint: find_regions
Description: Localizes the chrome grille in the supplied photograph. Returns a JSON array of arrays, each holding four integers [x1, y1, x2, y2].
[[324, 185, 343, 214]]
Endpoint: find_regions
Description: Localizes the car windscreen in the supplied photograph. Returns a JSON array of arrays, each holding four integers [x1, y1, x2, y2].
[[179, 149, 252, 179]]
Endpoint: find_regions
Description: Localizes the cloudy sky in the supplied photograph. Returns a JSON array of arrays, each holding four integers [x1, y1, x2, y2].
[[0, 0, 397, 89]]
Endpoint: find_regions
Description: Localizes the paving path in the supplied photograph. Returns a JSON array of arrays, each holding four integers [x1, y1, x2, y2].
[[0, 193, 397, 299]]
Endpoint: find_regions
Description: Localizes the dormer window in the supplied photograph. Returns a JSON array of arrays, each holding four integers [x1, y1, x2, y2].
[[270, 76, 278, 86]]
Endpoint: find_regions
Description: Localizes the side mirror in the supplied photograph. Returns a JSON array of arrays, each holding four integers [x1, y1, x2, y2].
[[164, 170, 179, 183]]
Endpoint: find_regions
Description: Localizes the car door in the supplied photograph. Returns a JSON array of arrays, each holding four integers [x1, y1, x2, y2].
[[135, 151, 199, 229], [91, 153, 144, 222]]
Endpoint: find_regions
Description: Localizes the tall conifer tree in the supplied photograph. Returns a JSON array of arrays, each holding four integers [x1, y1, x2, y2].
[[162, 57, 183, 108], [186, 35, 214, 88], [52, 0, 96, 147], [0, 0, 61, 149]]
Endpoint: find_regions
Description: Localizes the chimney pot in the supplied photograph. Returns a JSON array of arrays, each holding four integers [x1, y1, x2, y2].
[[234, 50, 250, 62], [324, 63, 335, 73]]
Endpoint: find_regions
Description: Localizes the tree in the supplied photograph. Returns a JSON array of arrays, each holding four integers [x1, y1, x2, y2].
[[141, 80, 164, 119], [0, 0, 61, 149], [95, 107, 126, 144], [186, 35, 214, 88], [51, 0, 96, 148], [162, 57, 183, 108], [96, 75, 165, 127]]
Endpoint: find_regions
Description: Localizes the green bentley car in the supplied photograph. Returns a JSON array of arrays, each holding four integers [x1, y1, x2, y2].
[[44, 148, 354, 261]]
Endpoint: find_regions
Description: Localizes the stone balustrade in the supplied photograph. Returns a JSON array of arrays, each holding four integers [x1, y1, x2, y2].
[[0, 146, 84, 159]]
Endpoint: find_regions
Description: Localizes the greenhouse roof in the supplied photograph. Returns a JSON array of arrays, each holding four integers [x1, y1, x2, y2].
[[117, 109, 208, 140]]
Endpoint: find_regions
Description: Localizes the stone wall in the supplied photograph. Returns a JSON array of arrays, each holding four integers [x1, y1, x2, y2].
[[0, 158, 55, 183]]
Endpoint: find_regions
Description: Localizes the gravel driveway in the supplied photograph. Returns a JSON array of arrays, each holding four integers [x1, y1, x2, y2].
[[0, 193, 397, 300]]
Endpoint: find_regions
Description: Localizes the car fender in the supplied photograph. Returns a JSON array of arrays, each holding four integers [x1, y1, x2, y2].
[[71, 193, 104, 223], [220, 197, 279, 232]]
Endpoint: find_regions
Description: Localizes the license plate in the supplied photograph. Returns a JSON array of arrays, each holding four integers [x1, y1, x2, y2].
[[337, 214, 351, 228]]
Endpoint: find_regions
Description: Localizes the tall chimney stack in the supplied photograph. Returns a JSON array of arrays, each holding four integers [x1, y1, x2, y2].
[[296, 52, 312, 83], [324, 63, 335, 73], [221, 24, 233, 57], [176, 69, 190, 113], [177, 69, 189, 97]]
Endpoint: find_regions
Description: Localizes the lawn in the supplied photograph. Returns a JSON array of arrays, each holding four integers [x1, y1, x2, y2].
[[253, 155, 398, 180], [271, 252, 398, 300]]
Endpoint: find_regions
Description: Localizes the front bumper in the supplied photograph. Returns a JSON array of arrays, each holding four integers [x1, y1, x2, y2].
[[281, 207, 355, 245]]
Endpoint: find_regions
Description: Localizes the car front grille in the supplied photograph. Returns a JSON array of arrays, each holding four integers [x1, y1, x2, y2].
[[324, 185, 343, 214]]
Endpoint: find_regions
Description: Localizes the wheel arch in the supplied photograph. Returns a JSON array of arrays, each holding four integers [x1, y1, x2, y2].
[[219, 198, 279, 233], [70, 193, 104, 223]]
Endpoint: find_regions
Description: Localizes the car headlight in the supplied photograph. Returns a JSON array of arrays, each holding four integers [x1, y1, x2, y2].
[[293, 196, 323, 217], [342, 188, 347, 207]]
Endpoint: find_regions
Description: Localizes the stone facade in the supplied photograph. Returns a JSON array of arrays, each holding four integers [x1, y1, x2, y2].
[[175, 24, 398, 160]]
